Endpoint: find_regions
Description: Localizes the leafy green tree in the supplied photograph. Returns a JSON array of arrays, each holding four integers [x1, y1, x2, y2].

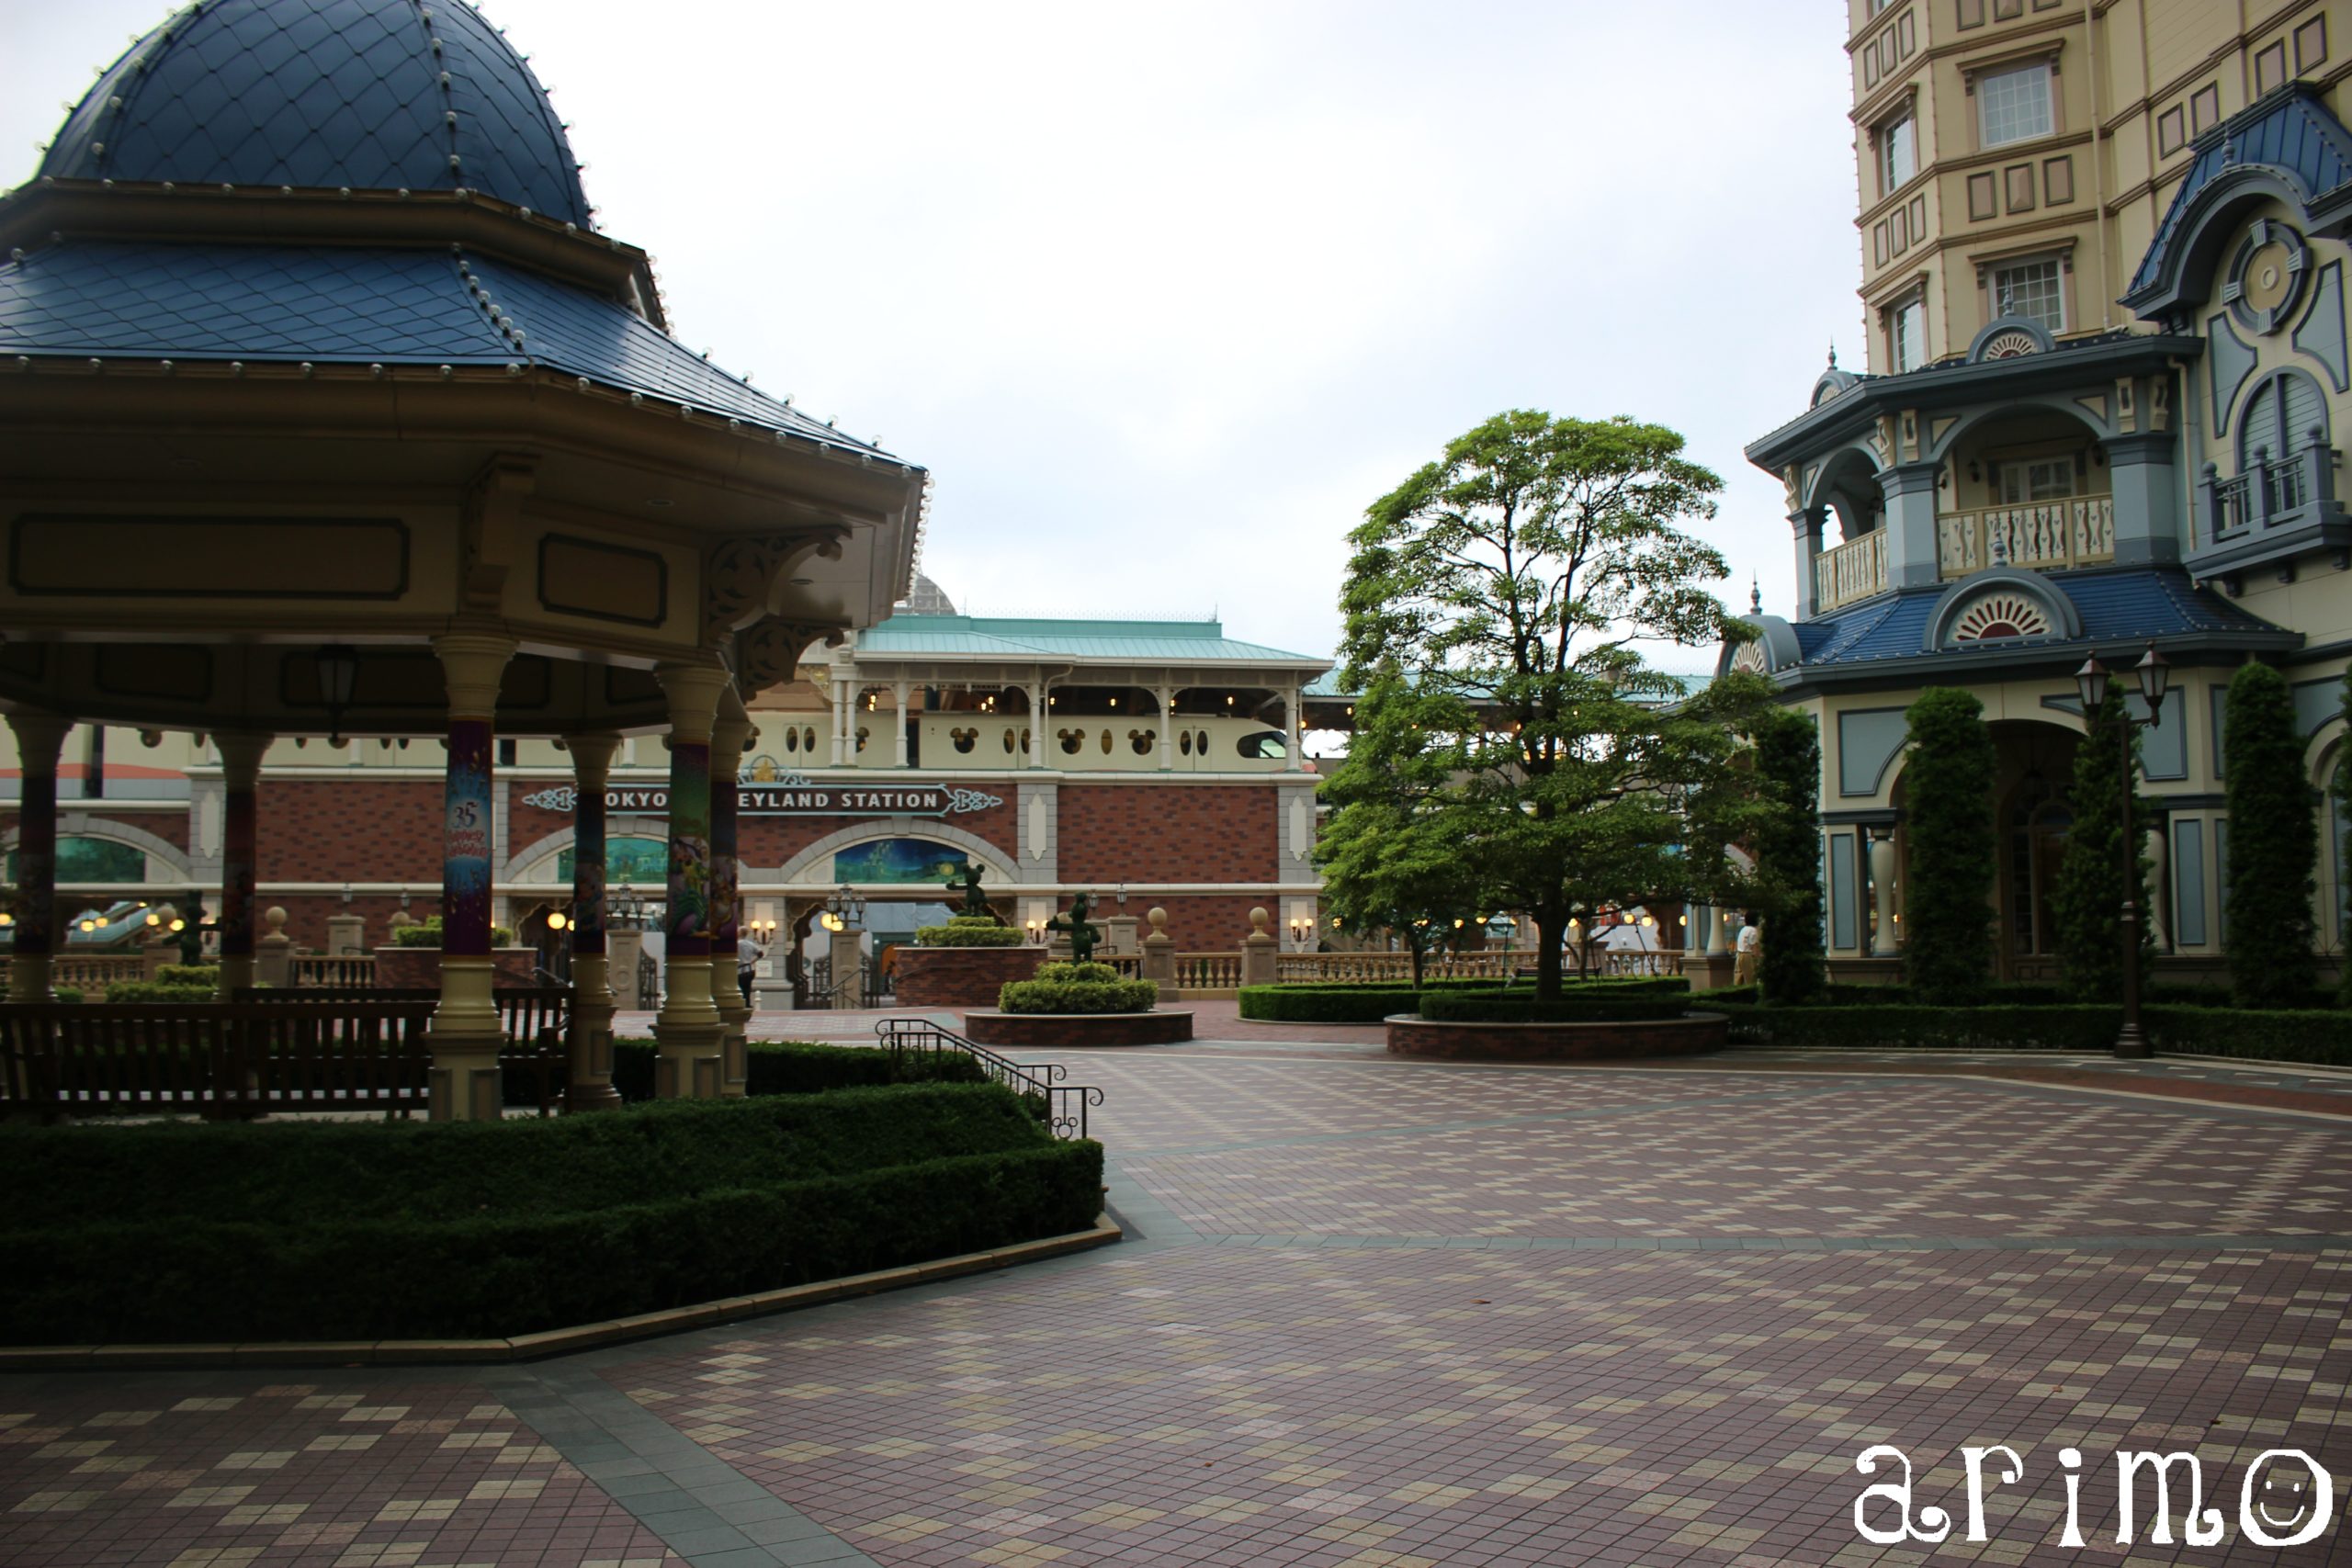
[[1316, 671, 1496, 988], [1749, 708, 1826, 1004], [2223, 661, 2318, 1006], [1330, 410, 1767, 999], [2051, 689, 2152, 1002], [1901, 688, 1996, 1004]]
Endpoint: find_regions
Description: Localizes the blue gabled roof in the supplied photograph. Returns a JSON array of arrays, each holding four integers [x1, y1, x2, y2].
[[1794, 569, 2286, 668], [0, 238, 896, 457], [2127, 85, 2352, 300], [37, 0, 591, 229]]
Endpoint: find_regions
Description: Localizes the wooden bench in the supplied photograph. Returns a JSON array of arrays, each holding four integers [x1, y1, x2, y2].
[[236, 985, 573, 1115]]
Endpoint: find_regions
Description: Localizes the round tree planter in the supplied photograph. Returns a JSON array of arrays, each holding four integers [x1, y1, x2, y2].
[[963, 1010, 1193, 1047], [895, 945, 1045, 1008], [1385, 1010, 1728, 1061]]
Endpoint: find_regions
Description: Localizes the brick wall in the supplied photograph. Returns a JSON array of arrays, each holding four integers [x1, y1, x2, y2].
[[1145, 895, 1268, 952], [1057, 785, 1276, 883], [258, 780, 443, 882], [894, 945, 1045, 1008]]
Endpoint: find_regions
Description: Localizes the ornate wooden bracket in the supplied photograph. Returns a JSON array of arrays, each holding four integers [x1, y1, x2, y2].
[[703, 529, 849, 641], [730, 615, 833, 697]]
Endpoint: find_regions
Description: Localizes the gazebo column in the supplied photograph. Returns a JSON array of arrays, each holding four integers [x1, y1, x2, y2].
[[1156, 684, 1174, 771], [425, 632, 516, 1122], [6, 712, 71, 1001], [651, 659, 731, 1097], [711, 705, 753, 1097], [213, 733, 269, 998], [562, 732, 623, 1112]]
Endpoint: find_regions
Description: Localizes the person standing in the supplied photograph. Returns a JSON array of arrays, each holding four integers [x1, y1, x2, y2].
[[1733, 915, 1761, 987], [737, 935, 764, 1008]]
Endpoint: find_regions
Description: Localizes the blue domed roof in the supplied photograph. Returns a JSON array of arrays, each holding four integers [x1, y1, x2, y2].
[[37, 0, 591, 228]]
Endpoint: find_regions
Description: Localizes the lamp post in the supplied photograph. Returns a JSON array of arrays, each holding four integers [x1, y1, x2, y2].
[[2074, 644, 2170, 1060]]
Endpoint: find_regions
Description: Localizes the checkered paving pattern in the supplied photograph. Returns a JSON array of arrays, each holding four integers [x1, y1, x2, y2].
[[0, 1382, 682, 1568]]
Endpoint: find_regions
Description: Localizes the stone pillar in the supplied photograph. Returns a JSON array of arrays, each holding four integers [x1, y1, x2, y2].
[[563, 732, 623, 1112], [6, 713, 69, 1001], [651, 659, 730, 1098], [325, 911, 366, 955], [1868, 831, 1899, 957], [893, 680, 911, 768], [1789, 508, 1825, 621], [607, 926, 646, 1009], [1240, 905, 1277, 987], [1284, 684, 1305, 771], [2107, 432, 2182, 567], [829, 922, 865, 1003], [1708, 905, 1733, 955], [1028, 682, 1047, 769], [1881, 461, 1943, 590], [425, 631, 516, 1122], [710, 706, 752, 1097], [213, 732, 267, 998], [255, 906, 293, 988], [1140, 906, 1178, 1003], [2146, 823, 2170, 950], [1157, 684, 1175, 771]]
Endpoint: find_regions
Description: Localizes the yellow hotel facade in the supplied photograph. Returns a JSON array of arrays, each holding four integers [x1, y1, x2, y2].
[[1731, 1, 2352, 979]]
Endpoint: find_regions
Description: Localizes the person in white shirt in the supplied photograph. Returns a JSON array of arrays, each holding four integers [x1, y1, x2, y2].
[[737, 939, 764, 1008], [1733, 916, 1761, 987]]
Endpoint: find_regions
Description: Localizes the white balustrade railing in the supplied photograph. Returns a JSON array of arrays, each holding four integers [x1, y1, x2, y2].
[[51, 953, 146, 990], [1937, 496, 2114, 577], [1173, 952, 1243, 989], [291, 953, 379, 987], [1814, 529, 1887, 613], [1273, 950, 1537, 983]]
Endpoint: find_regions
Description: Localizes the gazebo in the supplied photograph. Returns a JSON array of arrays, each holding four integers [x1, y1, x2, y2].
[[0, 0, 926, 1117]]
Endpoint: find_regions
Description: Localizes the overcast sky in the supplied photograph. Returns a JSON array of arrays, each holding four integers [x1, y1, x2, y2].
[[4, 0, 1863, 670]]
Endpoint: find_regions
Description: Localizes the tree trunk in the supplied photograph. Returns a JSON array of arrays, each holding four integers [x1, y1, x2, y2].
[[1534, 908, 1566, 1000], [1409, 938, 1426, 990]]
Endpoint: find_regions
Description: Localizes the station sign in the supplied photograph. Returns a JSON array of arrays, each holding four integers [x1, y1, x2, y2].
[[517, 778, 1003, 818]]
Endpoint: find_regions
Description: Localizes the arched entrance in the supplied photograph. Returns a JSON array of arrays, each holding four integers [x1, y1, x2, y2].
[[1990, 719, 2082, 979]]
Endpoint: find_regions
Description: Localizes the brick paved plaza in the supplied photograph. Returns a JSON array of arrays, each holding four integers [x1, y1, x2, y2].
[[6, 1028, 2350, 1566]]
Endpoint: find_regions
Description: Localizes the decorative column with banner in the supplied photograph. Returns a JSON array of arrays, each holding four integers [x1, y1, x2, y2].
[[213, 733, 268, 998], [425, 631, 516, 1121], [651, 659, 732, 1097], [6, 711, 70, 1002], [563, 733, 623, 1111], [710, 705, 753, 1096]]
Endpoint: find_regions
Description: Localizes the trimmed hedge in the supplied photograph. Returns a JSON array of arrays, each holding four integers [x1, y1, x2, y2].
[[917, 920, 1024, 946], [1000, 978, 1159, 1013], [103, 981, 219, 1003], [156, 964, 219, 986], [391, 918, 516, 948], [1710, 1002, 2352, 1065], [599, 1038, 987, 1104], [0, 1084, 1104, 1342], [1418, 991, 1690, 1024], [1239, 976, 1683, 1023]]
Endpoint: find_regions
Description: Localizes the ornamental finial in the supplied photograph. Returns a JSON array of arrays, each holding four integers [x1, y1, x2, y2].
[[1750, 578, 1762, 614], [1827, 341, 1838, 369]]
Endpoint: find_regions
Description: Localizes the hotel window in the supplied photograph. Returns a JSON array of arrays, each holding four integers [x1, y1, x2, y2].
[[1881, 108, 1917, 195], [2190, 82, 2221, 135], [1978, 62, 2053, 147], [2256, 39, 2288, 96], [2297, 15, 2328, 72], [2157, 104, 2186, 156], [1992, 255, 2064, 333], [1997, 457, 2075, 503], [1891, 293, 1928, 371]]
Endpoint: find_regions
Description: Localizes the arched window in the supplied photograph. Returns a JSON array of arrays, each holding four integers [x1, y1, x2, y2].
[[2238, 368, 2329, 513]]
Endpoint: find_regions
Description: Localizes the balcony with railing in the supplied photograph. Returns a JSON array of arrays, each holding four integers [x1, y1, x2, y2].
[[2191, 431, 2352, 577], [1814, 529, 1887, 614], [1937, 495, 2115, 577]]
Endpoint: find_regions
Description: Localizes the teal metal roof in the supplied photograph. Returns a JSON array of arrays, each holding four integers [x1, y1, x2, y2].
[[855, 615, 1328, 667]]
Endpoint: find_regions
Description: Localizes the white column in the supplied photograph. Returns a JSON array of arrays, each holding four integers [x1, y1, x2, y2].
[[1028, 681, 1046, 769], [1869, 832, 1899, 956], [1157, 684, 1175, 771], [830, 667, 852, 767], [893, 679, 911, 768], [1284, 684, 1304, 771], [1707, 905, 1733, 956]]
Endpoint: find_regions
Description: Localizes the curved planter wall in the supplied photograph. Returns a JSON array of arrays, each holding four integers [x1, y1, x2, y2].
[[895, 945, 1046, 1008], [963, 1010, 1193, 1047], [1385, 1010, 1727, 1061]]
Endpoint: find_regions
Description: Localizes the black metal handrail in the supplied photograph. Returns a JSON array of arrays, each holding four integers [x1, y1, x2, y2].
[[875, 1016, 1102, 1140]]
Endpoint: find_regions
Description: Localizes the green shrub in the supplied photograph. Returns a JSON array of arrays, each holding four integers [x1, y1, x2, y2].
[[156, 964, 219, 986], [1237, 976, 1666, 1023], [1752, 708, 1826, 1004], [999, 976, 1159, 1013], [0, 1086, 1102, 1343], [2052, 687, 2152, 1002], [390, 918, 516, 948], [1418, 991, 1690, 1023], [51, 988, 80, 1006], [1903, 688, 1997, 1004], [599, 1038, 988, 1104], [915, 923, 1024, 947], [2223, 662, 2319, 1007], [104, 981, 217, 1004], [1710, 1001, 2352, 1063]]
